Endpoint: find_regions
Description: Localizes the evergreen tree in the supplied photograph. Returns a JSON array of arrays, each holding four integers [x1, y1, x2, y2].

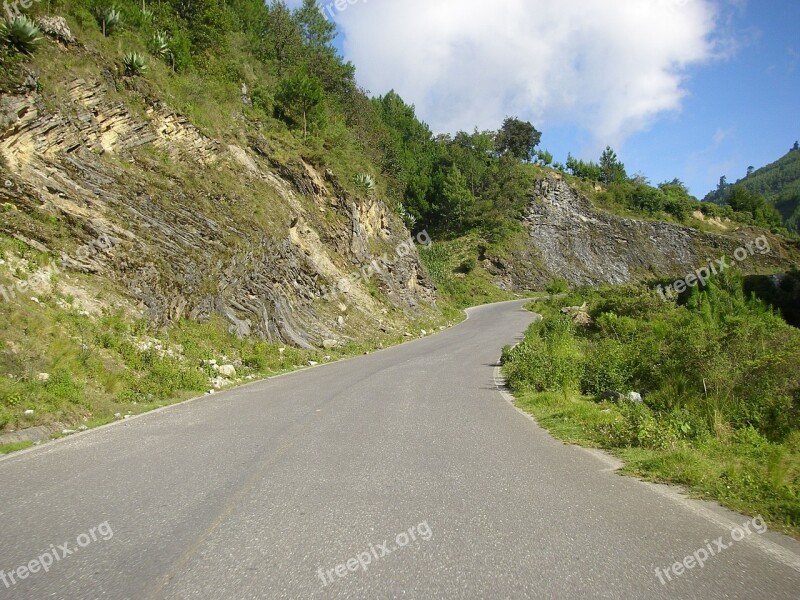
[[599, 146, 627, 185], [275, 69, 325, 139], [260, 1, 303, 75], [437, 166, 474, 231], [294, 0, 336, 51]]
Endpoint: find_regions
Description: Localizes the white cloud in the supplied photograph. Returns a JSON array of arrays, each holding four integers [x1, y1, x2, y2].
[[330, 0, 720, 148]]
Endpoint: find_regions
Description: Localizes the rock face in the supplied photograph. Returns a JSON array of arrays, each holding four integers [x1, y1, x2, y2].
[[492, 174, 800, 289], [35, 16, 76, 45], [0, 61, 435, 348]]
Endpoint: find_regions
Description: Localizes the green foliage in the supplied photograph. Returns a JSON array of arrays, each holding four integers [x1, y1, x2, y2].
[[353, 173, 376, 196], [164, 26, 191, 72], [705, 147, 800, 234], [0, 15, 43, 55], [434, 165, 474, 231], [122, 51, 147, 76], [96, 5, 122, 37], [149, 30, 174, 69], [727, 186, 783, 229], [174, 0, 231, 57], [275, 68, 325, 139], [505, 279, 800, 443], [545, 278, 569, 295], [294, 0, 336, 50], [259, 0, 302, 75], [599, 146, 627, 184], [566, 153, 602, 181], [504, 316, 582, 396], [535, 149, 553, 166], [508, 281, 800, 531], [496, 117, 541, 162], [250, 83, 273, 115]]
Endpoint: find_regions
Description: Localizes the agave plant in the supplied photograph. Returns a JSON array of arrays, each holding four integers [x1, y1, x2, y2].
[[98, 6, 121, 37], [396, 203, 417, 230], [149, 31, 175, 71], [0, 16, 43, 55], [150, 31, 169, 57], [353, 173, 376, 196], [122, 51, 147, 76], [140, 7, 153, 21]]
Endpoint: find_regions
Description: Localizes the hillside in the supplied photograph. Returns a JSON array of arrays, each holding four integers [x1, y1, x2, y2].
[[1, 1, 799, 448], [704, 145, 800, 233]]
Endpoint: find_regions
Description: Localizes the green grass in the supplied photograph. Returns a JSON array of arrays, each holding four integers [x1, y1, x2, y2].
[[419, 232, 534, 320], [0, 440, 34, 454]]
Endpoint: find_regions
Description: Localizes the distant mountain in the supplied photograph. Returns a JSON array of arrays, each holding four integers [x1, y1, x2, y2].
[[705, 143, 800, 233]]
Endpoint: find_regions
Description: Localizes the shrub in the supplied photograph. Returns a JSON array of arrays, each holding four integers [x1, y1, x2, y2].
[[353, 173, 376, 196], [581, 337, 638, 396], [250, 84, 273, 114], [545, 278, 569, 295], [149, 31, 172, 67], [504, 317, 582, 395], [97, 6, 122, 37], [0, 16, 43, 55], [122, 51, 147, 76]]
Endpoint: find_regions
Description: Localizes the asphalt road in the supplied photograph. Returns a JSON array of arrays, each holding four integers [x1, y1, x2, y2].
[[1, 299, 799, 599]]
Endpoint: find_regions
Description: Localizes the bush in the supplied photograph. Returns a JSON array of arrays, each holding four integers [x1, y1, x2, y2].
[[0, 16, 42, 55], [503, 277, 800, 445], [96, 5, 122, 37], [122, 51, 147, 76], [581, 337, 638, 396], [250, 84, 273, 115], [504, 317, 582, 395], [545, 278, 569, 295]]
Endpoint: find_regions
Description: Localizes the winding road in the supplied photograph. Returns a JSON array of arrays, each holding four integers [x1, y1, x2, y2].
[[1, 300, 799, 599]]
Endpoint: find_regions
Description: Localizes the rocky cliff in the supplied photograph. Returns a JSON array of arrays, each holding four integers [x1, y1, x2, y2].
[[0, 65, 435, 348], [487, 174, 800, 290]]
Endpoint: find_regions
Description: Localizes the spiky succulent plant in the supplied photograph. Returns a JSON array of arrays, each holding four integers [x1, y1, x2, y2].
[[98, 6, 121, 36], [0, 16, 43, 55], [122, 51, 147, 76], [353, 173, 376, 196]]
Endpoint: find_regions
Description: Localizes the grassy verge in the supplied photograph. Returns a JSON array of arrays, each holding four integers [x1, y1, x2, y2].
[[502, 276, 800, 537], [0, 440, 34, 454], [0, 298, 449, 453]]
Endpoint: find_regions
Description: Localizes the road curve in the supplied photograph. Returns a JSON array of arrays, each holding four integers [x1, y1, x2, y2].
[[1, 300, 799, 599]]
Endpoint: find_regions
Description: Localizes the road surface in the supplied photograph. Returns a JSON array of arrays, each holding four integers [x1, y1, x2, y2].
[[1, 300, 799, 599]]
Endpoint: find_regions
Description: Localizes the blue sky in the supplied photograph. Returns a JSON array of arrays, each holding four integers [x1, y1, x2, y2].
[[619, 1, 800, 196], [308, 0, 798, 198]]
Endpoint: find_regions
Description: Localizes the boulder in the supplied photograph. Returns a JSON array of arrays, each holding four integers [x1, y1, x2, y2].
[[627, 391, 643, 403], [36, 16, 76, 45], [217, 364, 236, 378]]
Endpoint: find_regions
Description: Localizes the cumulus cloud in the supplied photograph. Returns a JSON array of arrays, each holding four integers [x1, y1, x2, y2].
[[328, 0, 720, 148]]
